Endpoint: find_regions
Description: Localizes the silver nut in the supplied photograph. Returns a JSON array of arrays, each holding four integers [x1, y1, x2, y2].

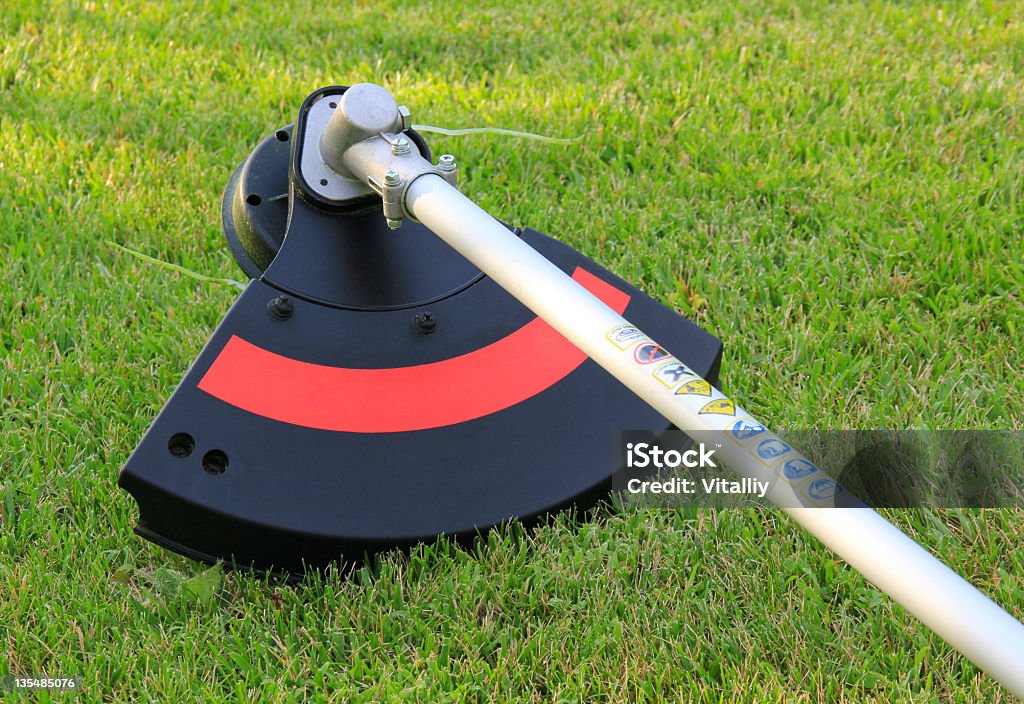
[[383, 169, 401, 186], [386, 218, 403, 230], [437, 154, 457, 172], [397, 105, 412, 130], [391, 136, 411, 155]]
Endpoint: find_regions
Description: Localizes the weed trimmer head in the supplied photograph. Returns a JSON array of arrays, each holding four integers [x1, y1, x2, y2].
[[119, 82, 1024, 695], [118, 85, 723, 574]]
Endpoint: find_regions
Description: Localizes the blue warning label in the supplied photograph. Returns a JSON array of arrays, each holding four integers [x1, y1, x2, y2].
[[728, 419, 767, 444], [804, 478, 841, 503], [753, 438, 792, 463], [781, 458, 818, 481]]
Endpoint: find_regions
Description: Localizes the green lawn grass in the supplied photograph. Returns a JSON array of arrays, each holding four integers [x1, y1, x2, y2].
[[2, 1, 1023, 701]]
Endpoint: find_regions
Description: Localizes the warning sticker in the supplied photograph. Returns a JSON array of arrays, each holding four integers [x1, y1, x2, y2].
[[726, 418, 768, 446], [653, 361, 693, 388], [675, 378, 711, 397], [698, 398, 736, 416], [606, 324, 648, 350], [751, 437, 792, 466], [633, 342, 672, 365], [778, 458, 818, 482], [801, 478, 842, 505]]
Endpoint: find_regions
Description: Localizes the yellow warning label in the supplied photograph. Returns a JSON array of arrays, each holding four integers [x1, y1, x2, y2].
[[699, 398, 736, 416], [652, 361, 692, 388], [605, 324, 648, 350], [675, 379, 711, 397]]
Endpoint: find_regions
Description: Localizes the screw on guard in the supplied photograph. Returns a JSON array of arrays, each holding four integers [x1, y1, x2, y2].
[[119, 83, 727, 577]]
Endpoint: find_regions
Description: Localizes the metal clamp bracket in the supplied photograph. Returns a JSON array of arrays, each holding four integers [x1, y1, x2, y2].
[[297, 83, 458, 228]]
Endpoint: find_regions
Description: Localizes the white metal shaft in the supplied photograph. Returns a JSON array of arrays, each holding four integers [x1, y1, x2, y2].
[[406, 173, 1024, 697]]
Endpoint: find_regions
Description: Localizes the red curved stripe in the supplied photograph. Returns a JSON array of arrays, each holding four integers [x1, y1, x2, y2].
[[197, 268, 630, 432]]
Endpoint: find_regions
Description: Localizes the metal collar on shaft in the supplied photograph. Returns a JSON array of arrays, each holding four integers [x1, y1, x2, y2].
[[300, 82, 457, 228]]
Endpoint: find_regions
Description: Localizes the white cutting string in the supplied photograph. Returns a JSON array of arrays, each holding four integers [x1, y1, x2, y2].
[[412, 124, 582, 145], [105, 241, 246, 290]]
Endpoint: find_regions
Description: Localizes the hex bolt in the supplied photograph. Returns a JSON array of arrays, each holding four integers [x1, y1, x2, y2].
[[391, 136, 411, 155], [383, 169, 403, 229], [413, 311, 438, 335], [437, 154, 456, 172], [267, 296, 294, 320]]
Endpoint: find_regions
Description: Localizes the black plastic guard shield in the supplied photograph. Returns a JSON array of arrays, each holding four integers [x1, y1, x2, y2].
[[118, 230, 723, 575]]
